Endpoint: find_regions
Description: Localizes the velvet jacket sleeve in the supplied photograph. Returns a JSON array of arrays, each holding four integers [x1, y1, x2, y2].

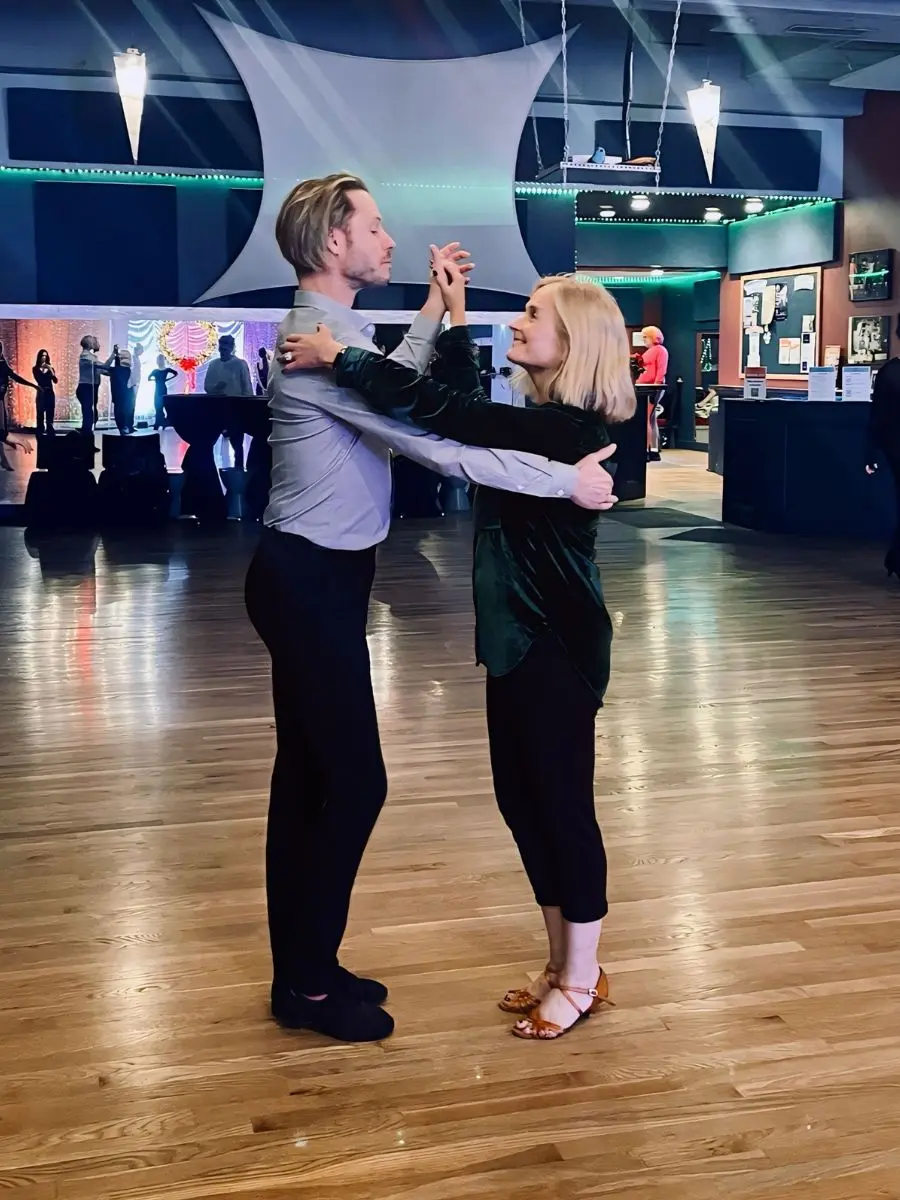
[[334, 327, 608, 463]]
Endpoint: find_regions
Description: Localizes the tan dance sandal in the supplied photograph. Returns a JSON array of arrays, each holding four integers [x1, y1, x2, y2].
[[512, 969, 614, 1040], [498, 966, 560, 1014]]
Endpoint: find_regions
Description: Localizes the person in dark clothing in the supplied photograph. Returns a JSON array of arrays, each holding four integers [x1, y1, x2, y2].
[[32, 349, 58, 436], [149, 355, 178, 430], [0, 342, 37, 470], [108, 346, 135, 435], [256, 347, 271, 396], [865, 356, 900, 577], [281, 262, 634, 1041]]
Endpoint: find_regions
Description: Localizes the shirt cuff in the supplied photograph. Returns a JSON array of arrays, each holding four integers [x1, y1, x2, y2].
[[407, 313, 442, 343], [550, 462, 579, 498]]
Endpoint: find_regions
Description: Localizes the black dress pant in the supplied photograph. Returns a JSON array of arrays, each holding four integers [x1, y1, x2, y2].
[[885, 450, 900, 567], [76, 384, 97, 435], [36, 389, 55, 434], [485, 636, 608, 924], [112, 388, 135, 434], [245, 527, 386, 994]]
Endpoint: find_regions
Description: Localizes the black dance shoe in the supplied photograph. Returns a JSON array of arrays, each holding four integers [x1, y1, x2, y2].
[[271, 985, 394, 1042]]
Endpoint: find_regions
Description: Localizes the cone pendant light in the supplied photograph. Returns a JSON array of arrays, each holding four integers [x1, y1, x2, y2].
[[114, 48, 148, 164], [687, 79, 720, 184]]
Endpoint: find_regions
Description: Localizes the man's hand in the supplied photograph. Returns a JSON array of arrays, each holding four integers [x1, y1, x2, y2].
[[279, 324, 345, 373], [572, 444, 617, 510]]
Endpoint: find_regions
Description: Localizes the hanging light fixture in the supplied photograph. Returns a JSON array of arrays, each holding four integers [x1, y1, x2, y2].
[[687, 79, 721, 185], [704, 206, 723, 223], [114, 48, 148, 164], [630, 193, 651, 212], [744, 197, 765, 215], [599, 205, 616, 219]]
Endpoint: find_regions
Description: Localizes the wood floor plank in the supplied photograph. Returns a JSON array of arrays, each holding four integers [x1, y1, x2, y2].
[[2, 459, 900, 1197]]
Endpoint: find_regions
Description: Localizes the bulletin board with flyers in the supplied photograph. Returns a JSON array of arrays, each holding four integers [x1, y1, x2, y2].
[[739, 266, 822, 380]]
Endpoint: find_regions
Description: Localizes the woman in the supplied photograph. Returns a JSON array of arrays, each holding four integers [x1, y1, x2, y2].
[[281, 258, 635, 1040], [865, 355, 900, 577], [108, 346, 135, 435], [256, 347, 271, 396], [637, 325, 668, 463], [0, 342, 38, 470], [32, 349, 58, 436], [149, 355, 178, 430]]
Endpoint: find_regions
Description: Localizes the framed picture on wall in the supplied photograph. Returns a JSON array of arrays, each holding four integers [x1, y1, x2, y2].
[[848, 315, 891, 364], [849, 250, 893, 303]]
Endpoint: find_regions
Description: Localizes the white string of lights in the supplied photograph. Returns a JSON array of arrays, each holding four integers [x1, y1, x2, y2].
[[516, 0, 544, 174], [654, 0, 684, 190]]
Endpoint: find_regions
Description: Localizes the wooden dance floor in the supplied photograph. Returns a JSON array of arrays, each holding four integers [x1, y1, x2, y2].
[[2, 468, 900, 1198]]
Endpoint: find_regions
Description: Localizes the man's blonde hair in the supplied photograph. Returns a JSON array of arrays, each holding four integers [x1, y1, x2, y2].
[[275, 173, 368, 278], [512, 277, 636, 423]]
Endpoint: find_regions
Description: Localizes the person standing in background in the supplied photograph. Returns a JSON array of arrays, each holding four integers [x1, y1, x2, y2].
[[0, 342, 38, 441], [865, 355, 900, 578], [130, 343, 144, 396], [32, 349, 58, 436], [109, 346, 136, 435], [149, 355, 178, 431], [257, 347, 271, 396], [637, 325, 668, 463], [205, 335, 253, 471], [77, 335, 114, 436], [0, 342, 36, 471]]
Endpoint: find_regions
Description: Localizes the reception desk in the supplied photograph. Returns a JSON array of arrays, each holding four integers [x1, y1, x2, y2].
[[722, 397, 895, 539]]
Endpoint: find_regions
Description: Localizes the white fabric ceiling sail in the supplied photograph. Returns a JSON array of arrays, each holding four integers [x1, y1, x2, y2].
[[197, 9, 566, 301]]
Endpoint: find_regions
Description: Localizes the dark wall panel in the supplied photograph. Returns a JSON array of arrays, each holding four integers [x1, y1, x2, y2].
[[7, 89, 262, 172], [577, 222, 727, 270], [33, 183, 178, 305], [727, 202, 839, 276]]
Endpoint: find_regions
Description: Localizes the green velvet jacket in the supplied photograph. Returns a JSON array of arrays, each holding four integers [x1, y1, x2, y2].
[[334, 326, 614, 702]]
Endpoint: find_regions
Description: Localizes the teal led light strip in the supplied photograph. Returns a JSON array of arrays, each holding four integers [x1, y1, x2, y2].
[[576, 271, 722, 287], [577, 218, 723, 226], [0, 164, 264, 187], [725, 199, 835, 227]]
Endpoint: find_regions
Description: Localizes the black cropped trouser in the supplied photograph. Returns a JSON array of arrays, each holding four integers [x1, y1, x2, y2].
[[245, 527, 387, 995], [485, 636, 608, 925]]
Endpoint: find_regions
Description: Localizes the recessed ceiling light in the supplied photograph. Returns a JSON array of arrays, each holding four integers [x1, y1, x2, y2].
[[599, 206, 615, 219], [744, 197, 765, 214], [630, 194, 651, 212], [704, 206, 723, 222]]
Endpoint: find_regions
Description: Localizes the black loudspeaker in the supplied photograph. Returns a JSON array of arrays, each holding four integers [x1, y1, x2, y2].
[[35, 431, 97, 472], [101, 432, 163, 473], [97, 433, 170, 527]]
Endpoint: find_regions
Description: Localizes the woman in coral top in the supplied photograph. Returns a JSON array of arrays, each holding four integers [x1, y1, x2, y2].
[[637, 326, 668, 461]]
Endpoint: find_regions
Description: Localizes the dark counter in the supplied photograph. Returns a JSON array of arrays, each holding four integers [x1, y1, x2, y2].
[[722, 398, 895, 538]]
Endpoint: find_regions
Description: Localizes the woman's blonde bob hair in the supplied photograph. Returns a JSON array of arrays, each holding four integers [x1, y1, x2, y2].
[[511, 276, 636, 423]]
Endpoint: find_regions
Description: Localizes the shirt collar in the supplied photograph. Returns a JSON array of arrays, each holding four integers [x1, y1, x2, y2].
[[293, 289, 374, 337]]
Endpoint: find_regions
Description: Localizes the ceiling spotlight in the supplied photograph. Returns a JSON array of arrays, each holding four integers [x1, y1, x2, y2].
[[599, 206, 616, 219], [630, 194, 651, 212], [744, 197, 765, 214], [704, 206, 723, 222]]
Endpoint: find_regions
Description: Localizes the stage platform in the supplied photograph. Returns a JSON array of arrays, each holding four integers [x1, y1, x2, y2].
[[1, 496, 899, 1198]]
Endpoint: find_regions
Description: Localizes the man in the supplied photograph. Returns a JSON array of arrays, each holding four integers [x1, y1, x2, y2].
[[205, 336, 253, 469], [76, 335, 114, 436], [245, 173, 617, 1044]]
